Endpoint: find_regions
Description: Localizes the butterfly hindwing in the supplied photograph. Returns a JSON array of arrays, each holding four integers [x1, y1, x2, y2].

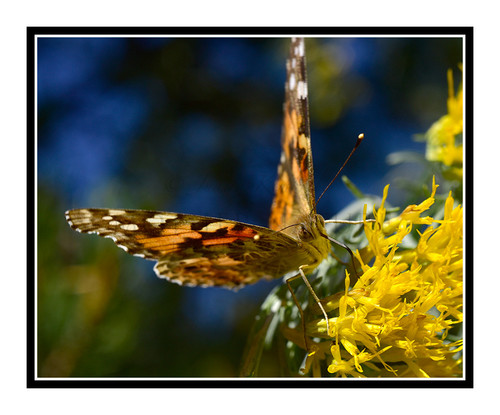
[[269, 37, 316, 233]]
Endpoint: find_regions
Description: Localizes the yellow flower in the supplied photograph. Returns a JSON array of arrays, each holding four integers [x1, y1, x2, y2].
[[300, 178, 463, 377], [425, 68, 463, 180]]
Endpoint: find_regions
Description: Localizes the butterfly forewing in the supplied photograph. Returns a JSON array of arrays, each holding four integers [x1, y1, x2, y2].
[[269, 37, 316, 232], [66, 208, 316, 289]]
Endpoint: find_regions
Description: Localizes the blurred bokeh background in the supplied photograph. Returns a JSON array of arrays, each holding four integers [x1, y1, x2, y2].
[[37, 36, 462, 377]]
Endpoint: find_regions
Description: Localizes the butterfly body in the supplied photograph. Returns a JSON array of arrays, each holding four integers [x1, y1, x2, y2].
[[66, 37, 333, 291]]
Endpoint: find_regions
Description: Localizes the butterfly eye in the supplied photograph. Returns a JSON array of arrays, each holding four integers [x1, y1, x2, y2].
[[298, 224, 313, 240]]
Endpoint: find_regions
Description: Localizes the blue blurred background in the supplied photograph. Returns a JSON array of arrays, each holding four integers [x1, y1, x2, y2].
[[37, 36, 462, 377]]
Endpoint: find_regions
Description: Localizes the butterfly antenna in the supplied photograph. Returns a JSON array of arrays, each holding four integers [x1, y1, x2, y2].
[[313, 133, 364, 212]]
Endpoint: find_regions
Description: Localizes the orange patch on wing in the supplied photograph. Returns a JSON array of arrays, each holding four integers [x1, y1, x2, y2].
[[202, 236, 243, 246], [269, 171, 293, 230], [136, 229, 201, 252], [135, 237, 183, 252], [159, 228, 202, 238], [225, 226, 258, 238], [297, 133, 310, 183], [284, 105, 298, 155], [202, 226, 258, 246], [135, 226, 258, 253], [269, 104, 302, 231]]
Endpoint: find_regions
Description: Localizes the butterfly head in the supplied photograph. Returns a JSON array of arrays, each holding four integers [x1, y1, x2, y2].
[[291, 213, 331, 272]]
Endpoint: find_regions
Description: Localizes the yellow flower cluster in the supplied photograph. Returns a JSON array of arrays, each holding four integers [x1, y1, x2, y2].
[[302, 178, 463, 377], [425, 68, 463, 180]]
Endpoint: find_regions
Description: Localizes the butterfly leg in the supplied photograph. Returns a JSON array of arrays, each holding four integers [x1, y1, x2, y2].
[[320, 232, 359, 279], [286, 265, 331, 349]]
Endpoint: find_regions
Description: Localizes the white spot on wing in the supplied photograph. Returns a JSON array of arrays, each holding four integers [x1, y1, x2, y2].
[[297, 41, 304, 57], [108, 209, 127, 216], [102, 216, 113, 221], [289, 72, 296, 91], [146, 213, 178, 225], [155, 213, 177, 220], [109, 220, 121, 226], [297, 80, 307, 99], [121, 224, 139, 231], [200, 222, 228, 232]]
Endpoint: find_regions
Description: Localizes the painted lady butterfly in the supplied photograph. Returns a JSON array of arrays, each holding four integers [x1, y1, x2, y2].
[[66, 39, 358, 318]]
